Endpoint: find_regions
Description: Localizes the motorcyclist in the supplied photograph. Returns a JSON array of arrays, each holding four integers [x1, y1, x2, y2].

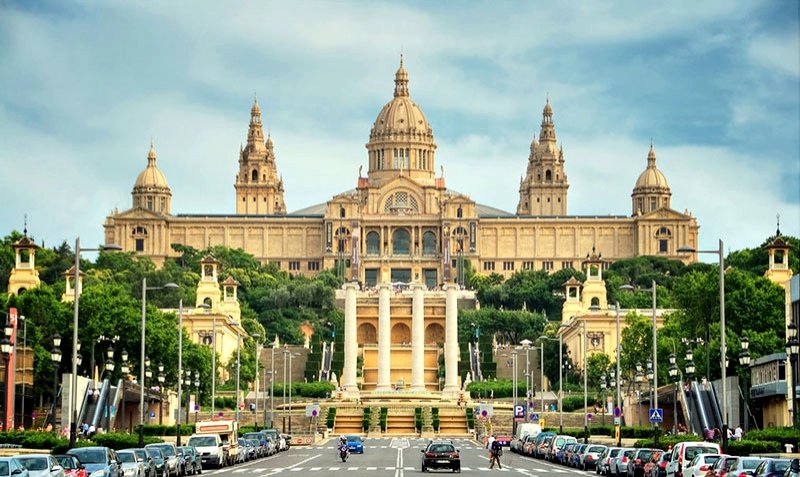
[[338, 437, 349, 461]]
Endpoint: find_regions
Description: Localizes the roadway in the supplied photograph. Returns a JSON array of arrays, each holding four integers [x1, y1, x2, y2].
[[204, 438, 592, 477]]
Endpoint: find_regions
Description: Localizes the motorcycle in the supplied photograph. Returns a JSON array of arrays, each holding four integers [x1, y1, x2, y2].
[[338, 445, 349, 462]]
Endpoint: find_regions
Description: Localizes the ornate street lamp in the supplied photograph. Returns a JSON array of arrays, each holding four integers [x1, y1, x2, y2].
[[668, 353, 679, 434]]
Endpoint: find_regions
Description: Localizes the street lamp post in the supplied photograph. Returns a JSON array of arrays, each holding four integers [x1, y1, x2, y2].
[[69, 238, 121, 448], [252, 334, 260, 428], [635, 362, 643, 427], [610, 371, 619, 445], [511, 349, 518, 435], [194, 371, 200, 423], [50, 334, 62, 430], [600, 374, 607, 426], [678, 239, 726, 451], [270, 343, 276, 428], [139, 278, 178, 446], [520, 339, 532, 418], [157, 363, 165, 425], [582, 319, 588, 443], [103, 346, 115, 431], [120, 350, 129, 432], [0, 318, 12, 432], [668, 353, 679, 434], [235, 332, 241, 422], [288, 352, 299, 434], [738, 337, 751, 432], [787, 324, 799, 429], [176, 299, 183, 446], [282, 346, 288, 432]]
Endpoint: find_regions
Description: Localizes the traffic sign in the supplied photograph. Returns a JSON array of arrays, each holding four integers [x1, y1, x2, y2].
[[530, 413, 539, 423], [649, 408, 664, 423], [587, 413, 593, 421], [305, 404, 321, 417], [613, 417, 621, 425], [614, 406, 621, 418], [514, 404, 525, 419]]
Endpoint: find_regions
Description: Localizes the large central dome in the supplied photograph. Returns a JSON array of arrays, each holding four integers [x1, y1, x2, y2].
[[366, 58, 438, 186]]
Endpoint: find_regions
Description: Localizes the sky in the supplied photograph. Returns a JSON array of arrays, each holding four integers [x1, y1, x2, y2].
[[0, 1, 798, 260]]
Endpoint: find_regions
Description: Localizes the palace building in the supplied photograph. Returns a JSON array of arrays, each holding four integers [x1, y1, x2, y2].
[[103, 59, 700, 287]]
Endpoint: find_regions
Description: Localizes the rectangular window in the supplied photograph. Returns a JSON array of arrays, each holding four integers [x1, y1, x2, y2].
[[523, 261, 534, 270], [160, 197, 166, 211], [365, 268, 379, 287], [423, 269, 437, 289], [391, 268, 412, 284], [659, 240, 668, 253], [503, 261, 515, 271], [135, 238, 144, 252], [146, 197, 153, 210], [288, 261, 301, 271], [561, 261, 574, 270], [307, 261, 320, 271], [483, 261, 495, 271], [542, 261, 554, 271], [393, 148, 399, 168], [650, 198, 657, 211], [637, 198, 644, 213]]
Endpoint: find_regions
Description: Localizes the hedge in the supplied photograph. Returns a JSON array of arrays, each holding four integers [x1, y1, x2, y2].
[[380, 408, 388, 432], [139, 424, 195, 436], [432, 408, 440, 432], [326, 407, 336, 429], [0, 431, 65, 449], [362, 408, 371, 432], [466, 380, 526, 399], [744, 428, 800, 449]]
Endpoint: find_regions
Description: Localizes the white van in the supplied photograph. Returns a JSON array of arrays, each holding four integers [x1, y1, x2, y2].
[[666, 442, 721, 477]]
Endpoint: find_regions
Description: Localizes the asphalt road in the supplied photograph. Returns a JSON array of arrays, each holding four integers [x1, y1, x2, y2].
[[203, 438, 593, 477]]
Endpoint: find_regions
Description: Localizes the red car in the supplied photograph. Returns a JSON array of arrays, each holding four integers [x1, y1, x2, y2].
[[55, 455, 88, 477]]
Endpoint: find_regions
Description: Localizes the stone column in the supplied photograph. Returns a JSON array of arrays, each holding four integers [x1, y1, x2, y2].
[[443, 284, 460, 396], [342, 282, 359, 393], [376, 283, 392, 392], [411, 283, 425, 390]]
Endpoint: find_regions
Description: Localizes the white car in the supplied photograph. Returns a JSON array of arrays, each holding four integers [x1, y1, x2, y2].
[[117, 451, 144, 477], [686, 454, 722, 477], [15, 455, 64, 477]]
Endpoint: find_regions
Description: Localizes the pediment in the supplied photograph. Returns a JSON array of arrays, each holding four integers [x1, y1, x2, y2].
[[637, 207, 691, 221], [111, 207, 169, 220]]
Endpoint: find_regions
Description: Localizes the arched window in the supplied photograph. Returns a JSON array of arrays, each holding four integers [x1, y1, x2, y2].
[[545, 170, 552, 181], [591, 297, 600, 307], [392, 229, 410, 255], [366, 231, 380, 256], [422, 231, 437, 256], [251, 169, 258, 181]]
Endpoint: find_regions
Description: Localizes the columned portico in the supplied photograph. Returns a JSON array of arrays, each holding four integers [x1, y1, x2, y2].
[[342, 282, 359, 393], [411, 283, 425, 390], [376, 283, 392, 391], [443, 284, 460, 396]]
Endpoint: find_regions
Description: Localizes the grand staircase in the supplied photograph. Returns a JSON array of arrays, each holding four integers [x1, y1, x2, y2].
[[438, 408, 469, 435], [387, 408, 416, 434], [333, 410, 363, 435]]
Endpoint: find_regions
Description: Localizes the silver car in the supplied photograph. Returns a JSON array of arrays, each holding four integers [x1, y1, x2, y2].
[[613, 448, 637, 477], [117, 452, 144, 477], [0, 457, 30, 477], [15, 456, 64, 477], [145, 445, 179, 477]]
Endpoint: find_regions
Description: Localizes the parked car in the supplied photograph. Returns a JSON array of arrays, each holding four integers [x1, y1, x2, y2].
[[686, 454, 723, 477], [144, 448, 165, 477], [15, 455, 64, 477], [534, 433, 556, 459], [119, 450, 155, 477], [629, 449, 663, 477], [235, 439, 248, 464], [346, 436, 365, 454], [667, 443, 721, 477], [727, 457, 763, 477], [547, 435, 577, 462], [177, 447, 201, 475], [571, 444, 589, 468], [583, 445, 608, 471], [706, 456, 739, 477], [116, 451, 144, 477], [521, 435, 538, 456], [753, 459, 790, 477], [53, 456, 86, 477], [0, 457, 29, 477], [559, 442, 578, 466], [784, 459, 800, 477], [145, 445, 179, 477], [648, 451, 672, 477], [613, 448, 637, 477], [66, 448, 122, 477], [598, 447, 623, 476], [420, 440, 460, 473], [279, 434, 291, 451]]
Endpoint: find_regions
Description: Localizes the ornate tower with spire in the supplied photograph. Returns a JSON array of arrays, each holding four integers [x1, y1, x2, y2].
[[7, 224, 41, 295], [235, 98, 287, 215], [631, 144, 671, 215], [516, 99, 569, 215]]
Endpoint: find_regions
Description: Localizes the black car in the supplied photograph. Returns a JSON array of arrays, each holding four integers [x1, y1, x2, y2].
[[178, 447, 201, 476], [144, 448, 166, 477], [421, 440, 460, 473]]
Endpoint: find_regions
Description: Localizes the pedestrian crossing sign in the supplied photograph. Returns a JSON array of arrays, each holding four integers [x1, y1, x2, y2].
[[649, 408, 663, 423]]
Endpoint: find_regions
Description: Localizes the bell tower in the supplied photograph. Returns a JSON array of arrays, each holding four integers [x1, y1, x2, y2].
[[8, 229, 40, 295], [235, 98, 287, 215], [517, 99, 569, 215]]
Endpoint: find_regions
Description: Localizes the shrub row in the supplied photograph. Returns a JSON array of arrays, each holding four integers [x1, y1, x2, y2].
[[326, 407, 336, 429], [139, 424, 195, 436], [362, 408, 371, 432]]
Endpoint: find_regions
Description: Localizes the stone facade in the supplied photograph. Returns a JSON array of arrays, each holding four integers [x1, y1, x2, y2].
[[103, 59, 700, 284]]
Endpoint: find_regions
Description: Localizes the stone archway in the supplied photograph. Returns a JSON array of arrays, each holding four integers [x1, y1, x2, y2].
[[391, 323, 411, 344], [357, 323, 377, 345], [425, 323, 445, 345]]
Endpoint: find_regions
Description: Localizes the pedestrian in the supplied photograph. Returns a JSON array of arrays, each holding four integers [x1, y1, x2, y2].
[[489, 437, 503, 469], [734, 425, 743, 441]]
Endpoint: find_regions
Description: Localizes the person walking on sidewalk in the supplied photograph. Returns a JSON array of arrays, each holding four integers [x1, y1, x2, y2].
[[489, 438, 503, 469]]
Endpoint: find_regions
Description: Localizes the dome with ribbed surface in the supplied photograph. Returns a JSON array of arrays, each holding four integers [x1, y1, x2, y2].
[[369, 57, 433, 143], [134, 143, 171, 191], [634, 144, 670, 191]]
